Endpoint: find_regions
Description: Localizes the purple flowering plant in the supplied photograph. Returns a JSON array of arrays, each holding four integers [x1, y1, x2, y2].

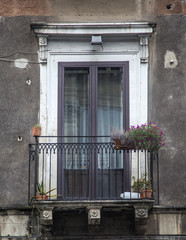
[[110, 127, 135, 147], [127, 122, 166, 151]]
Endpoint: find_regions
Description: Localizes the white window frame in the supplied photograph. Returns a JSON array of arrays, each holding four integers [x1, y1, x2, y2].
[[32, 22, 155, 136], [32, 22, 155, 194]]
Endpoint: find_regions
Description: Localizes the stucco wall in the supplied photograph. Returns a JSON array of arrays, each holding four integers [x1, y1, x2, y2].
[[0, 16, 41, 207], [148, 15, 186, 206], [0, 0, 185, 209]]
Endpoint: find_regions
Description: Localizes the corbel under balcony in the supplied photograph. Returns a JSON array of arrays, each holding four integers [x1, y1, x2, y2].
[[35, 200, 154, 235]]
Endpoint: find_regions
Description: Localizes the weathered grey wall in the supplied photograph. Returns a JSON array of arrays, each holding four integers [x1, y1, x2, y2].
[[148, 14, 186, 206], [0, 16, 40, 207], [0, 0, 185, 209]]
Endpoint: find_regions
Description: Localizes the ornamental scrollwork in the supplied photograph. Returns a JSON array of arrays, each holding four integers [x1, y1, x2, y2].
[[135, 208, 148, 218], [140, 36, 148, 46], [43, 211, 50, 218], [39, 37, 47, 46]]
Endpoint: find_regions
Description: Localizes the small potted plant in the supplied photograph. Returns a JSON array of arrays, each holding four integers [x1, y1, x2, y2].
[[36, 182, 56, 200], [111, 127, 136, 150], [32, 124, 41, 136], [131, 174, 152, 199]]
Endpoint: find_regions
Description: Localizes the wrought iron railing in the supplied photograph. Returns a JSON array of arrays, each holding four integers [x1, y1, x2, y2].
[[28, 136, 159, 204]]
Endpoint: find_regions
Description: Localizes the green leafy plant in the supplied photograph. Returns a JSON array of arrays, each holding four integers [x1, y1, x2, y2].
[[30, 182, 56, 203], [131, 174, 151, 193], [37, 182, 56, 195], [33, 124, 41, 128]]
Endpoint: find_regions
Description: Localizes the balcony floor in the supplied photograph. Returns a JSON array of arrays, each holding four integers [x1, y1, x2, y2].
[[33, 199, 154, 210]]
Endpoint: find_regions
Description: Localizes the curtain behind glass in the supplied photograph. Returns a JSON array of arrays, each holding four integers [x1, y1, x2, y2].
[[64, 67, 90, 138], [64, 67, 90, 169], [97, 67, 123, 169], [97, 67, 123, 136]]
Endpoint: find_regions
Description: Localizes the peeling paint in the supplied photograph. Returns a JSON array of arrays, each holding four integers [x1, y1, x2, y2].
[[164, 50, 178, 69], [168, 95, 173, 100], [0, 215, 29, 236], [14, 58, 28, 69]]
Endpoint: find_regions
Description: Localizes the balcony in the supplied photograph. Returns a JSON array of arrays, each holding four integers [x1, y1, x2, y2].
[[28, 136, 159, 205]]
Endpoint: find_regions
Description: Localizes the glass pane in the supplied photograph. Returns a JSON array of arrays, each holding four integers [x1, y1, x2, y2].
[[97, 67, 123, 136], [97, 67, 124, 171], [64, 67, 90, 172], [64, 67, 90, 137]]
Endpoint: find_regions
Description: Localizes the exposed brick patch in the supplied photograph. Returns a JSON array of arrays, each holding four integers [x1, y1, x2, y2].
[[0, 0, 52, 16]]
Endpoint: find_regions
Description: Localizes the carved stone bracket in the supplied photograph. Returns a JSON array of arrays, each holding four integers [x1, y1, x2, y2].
[[140, 36, 148, 46], [134, 205, 150, 235], [38, 35, 48, 64], [39, 207, 54, 237], [41, 209, 52, 219], [135, 208, 148, 218], [139, 35, 149, 63], [86, 206, 102, 225]]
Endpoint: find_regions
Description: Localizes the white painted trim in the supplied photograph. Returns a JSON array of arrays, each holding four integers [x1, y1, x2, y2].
[[32, 22, 155, 36], [34, 22, 153, 191], [33, 23, 154, 135]]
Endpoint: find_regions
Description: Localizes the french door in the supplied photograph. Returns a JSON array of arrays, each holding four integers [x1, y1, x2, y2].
[[58, 62, 129, 200]]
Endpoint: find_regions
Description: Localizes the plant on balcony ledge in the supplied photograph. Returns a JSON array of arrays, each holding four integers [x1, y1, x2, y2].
[[111, 122, 165, 151], [131, 174, 152, 199], [128, 122, 165, 151], [36, 182, 56, 200], [32, 124, 41, 136], [110, 128, 136, 150]]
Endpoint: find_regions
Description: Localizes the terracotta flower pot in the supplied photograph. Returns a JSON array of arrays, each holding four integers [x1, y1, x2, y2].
[[140, 189, 152, 199], [114, 139, 121, 147], [113, 139, 136, 150], [32, 127, 41, 136], [36, 194, 48, 200]]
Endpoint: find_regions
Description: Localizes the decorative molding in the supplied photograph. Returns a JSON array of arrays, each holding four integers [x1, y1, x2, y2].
[[87, 206, 102, 225], [42, 210, 51, 219], [39, 208, 53, 225], [31, 22, 156, 37], [90, 209, 100, 218], [31, 23, 155, 64], [39, 37, 47, 46], [38, 36, 48, 63], [134, 205, 150, 235], [39, 208, 54, 237], [140, 36, 148, 46], [140, 57, 148, 63], [135, 208, 148, 218], [139, 35, 149, 63]]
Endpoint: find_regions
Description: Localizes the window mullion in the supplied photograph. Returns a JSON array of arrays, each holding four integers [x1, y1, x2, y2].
[[90, 65, 97, 137]]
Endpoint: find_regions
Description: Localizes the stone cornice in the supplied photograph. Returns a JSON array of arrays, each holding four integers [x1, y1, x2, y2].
[[31, 22, 156, 37]]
